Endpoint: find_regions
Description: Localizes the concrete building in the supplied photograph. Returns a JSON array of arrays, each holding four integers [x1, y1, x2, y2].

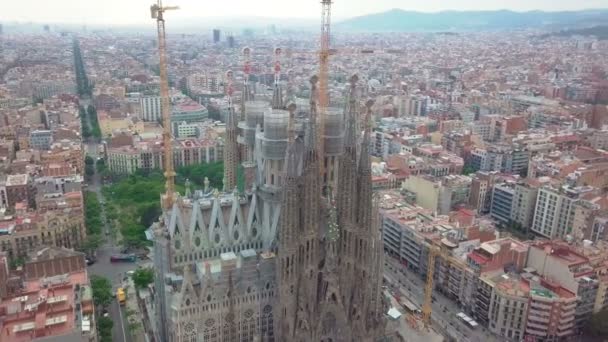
[[527, 242, 600, 332], [107, 137, 223, 174], [401, 175, 442, 214], [0, 204, 86, 264], [524, 280, 577, 341], [466, 238, 529, 275], [23, 246, 86, 281], [171, 101, 208, 130], [4, 174, 33, 210], [0, 268, 96, 341], [32, 80, 76, 101], [484, 272, 529, 341], [29, 130, 53, 150], [469, 171, 499, 214], [381, 202, 444, 273], [402, 174, 471, 215], [140, 95, 162, 122], [490, 182, 515, 226], [531, 184, 595, 239], [510, 180, 540, 230], [469, 144, 529, 175], [98, 111, 144, 137]]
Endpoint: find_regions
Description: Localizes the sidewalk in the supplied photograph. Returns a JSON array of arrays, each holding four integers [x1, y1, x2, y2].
[[123, 277, 147, 342]]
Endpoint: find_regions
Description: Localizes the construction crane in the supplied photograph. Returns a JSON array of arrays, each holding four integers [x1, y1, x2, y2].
[[421, 241, 466, 329], [318, 0, 332, 187], [421, 245, 440, 328], [150, 1, 179, 209]]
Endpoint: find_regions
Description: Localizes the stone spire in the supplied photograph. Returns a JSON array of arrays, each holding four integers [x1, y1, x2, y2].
[[271, 47, 284, 110], [357, 99, 374, 230], [336, 75, 359, 227], [240, 47, 254, 121], [223, 70, 238, 192]]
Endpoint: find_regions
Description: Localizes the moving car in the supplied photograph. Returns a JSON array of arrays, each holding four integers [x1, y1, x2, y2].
[[110, 254, 137, 262]]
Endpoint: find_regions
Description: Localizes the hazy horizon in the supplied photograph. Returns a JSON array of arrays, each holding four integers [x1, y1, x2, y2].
[[1, 0, 608, 26]]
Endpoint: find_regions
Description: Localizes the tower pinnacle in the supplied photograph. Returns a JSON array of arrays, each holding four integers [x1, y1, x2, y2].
[[223, 70, 238, 192]]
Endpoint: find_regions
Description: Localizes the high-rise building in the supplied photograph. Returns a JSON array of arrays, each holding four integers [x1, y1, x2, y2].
[[140, 95, 162, 122], [213, 29, 221, 43], [531, 184, 594, 239], [150, 76, 387, 341]]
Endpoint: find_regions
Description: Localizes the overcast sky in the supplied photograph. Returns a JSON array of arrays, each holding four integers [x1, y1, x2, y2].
[[2, 0, 607, 25]]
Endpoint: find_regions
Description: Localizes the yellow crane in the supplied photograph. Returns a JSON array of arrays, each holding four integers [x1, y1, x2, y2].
[[318, 0, 332, 189], [421, 241, 466, 329], [150, 1, 179, 209], [421, 245, 439, 328]]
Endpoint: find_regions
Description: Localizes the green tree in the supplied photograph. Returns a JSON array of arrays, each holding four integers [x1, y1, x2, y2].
[[462, 165, 476, 175], [97, 316, 113, 342], [90, 275, 113, 309], [81, 234, 103, 256], [85, 164, 95, 177], [132, 268, 155, 290], [96, 158, 106, 171], [85, 156, 95, 165]]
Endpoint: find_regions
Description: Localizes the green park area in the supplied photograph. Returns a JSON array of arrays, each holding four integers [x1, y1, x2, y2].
[[101, 161, 239, 249]]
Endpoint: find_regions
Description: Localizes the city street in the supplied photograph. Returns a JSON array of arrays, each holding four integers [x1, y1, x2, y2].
[[384, 256, 500, 342], [85, 138, 138, 342]]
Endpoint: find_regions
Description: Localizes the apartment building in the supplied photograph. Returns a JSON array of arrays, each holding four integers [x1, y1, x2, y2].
[[469, 144, 529, 175], [29, 130, 53, 150], [3, 174, 34, 210], [491, 182, 516, 225], [484, 272, 529, 341], [511, 180, 540, 230], [469, 171, 499, 214], [401, 174, 471, 215], [527, 242, 600, 332], [531, 184, 595, 239], [381, 203, 443, 273], [466, 238, 529, 275], [0, 205, 86, 264], [0, 262, 96, 341], [140, 95, 162, 122], [525, 279, 577, 341], [107, 138, 223, 174]]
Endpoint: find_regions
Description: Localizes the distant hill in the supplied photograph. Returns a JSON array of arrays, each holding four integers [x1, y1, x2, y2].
[[336, 9, 608, 32], [541, 25, 608, 40]]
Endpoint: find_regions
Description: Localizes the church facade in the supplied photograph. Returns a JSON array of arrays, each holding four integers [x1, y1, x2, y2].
[[151, 75, 387, 342]]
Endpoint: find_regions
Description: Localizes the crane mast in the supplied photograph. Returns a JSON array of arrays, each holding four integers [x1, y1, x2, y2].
[[422, 246, 439, 328], [151, 1, 178, 209], [318, 0, 332, 188]]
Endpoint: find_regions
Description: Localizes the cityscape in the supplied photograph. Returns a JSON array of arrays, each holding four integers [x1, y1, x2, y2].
[[1, 1, 608, 342]]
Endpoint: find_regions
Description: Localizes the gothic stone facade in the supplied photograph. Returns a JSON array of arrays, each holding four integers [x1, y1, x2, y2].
[[153, 76, 387, 342]]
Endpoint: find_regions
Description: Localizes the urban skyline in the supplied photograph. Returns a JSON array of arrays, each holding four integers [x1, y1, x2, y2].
[[2, 0, 608, 25], [1, 0, 608, 341]]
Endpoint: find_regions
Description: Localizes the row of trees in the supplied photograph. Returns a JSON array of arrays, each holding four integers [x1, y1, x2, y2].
[[84, 191, 103, 235], [83, 191, 104, 256], [72, 39, 92, 97], [90, 275, 113, 342], [87, 105, 102, 140], [79, 105, 101, 141]]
